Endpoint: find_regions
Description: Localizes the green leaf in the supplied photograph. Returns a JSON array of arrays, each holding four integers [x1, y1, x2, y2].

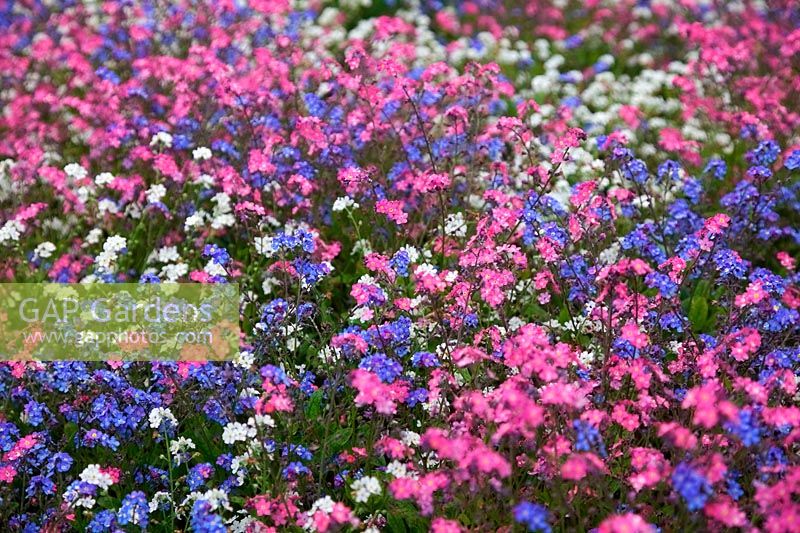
[[305, 389, 324, 419], [688, 295, 708, 330], [386, 514, 407, 533], [63, 422, 79, 443], [329, 427, 353, 450]]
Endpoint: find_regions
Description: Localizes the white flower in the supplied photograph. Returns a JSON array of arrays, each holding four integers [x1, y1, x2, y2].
[[212, 192, 231, 212], [351, 476, 381, 503], [95, 235, 127, 272], [0, 220, 24, 245], [86, 228, 103, 245], [148, 407, 177, 430], [400, 430, 420, 446], [211, 213, 235, 229], [303, 496, 339, 530], [169, 437, 196, 456], [149, 491, 172, 513], [204, 260, 227, 277], [229, 517, 259, 533], [64, 163, 87, 180], [254, 236, 275, 257], [185, 211, 207, 231], [103, 235, 127, 253], [385, 460, 408, 478], [234, 350, 255, 368], [352, 239, 372, 256], [155, 246, 180, 263], [332, 196, 358, 212], [77, 186, 92, 204], [187, 489, 230, 512], [95, 172, 115, 186], [222, 422, 256, 445], [150, 131, 173, 148], [33, 241, 56, 259], [398, 245, 420, 263], [444, 212, 466, 237], [250, 414, 275, 428], [97, 199, 119, 215], [318, 346, 342, 363], [508, 316, 525, 331], [79, 464, 115, 490], [74, 496, 96, 509], [195, 173, 215, 187], [210, 193, 234, 229], [193, 146, 212, 160], [308, 496, 335, 515], [414, 263, 438, 277], [146, 184, 167, 204], [578, 350, 596, 365], [161, 263, 188, 282], [351, 307, 372, 323]]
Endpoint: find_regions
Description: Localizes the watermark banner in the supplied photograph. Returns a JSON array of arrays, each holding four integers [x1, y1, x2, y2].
[[0, 283, 239, 361]]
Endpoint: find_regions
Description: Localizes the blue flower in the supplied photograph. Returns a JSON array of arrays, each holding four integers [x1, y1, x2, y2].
[[359, 354, 403, 383], [513, 502, 551, 533], [48, 452, 73, 474], [87, 510, 117, 533], [190, 500, 226, 533], [704, 158, 727, 179], [748, 140, 780, 166], [657, 159, 682, 181], [282, 461, 311, 479], [118, 491, 149, 529], [390, 250, 411, 276], [725, 409, 762, 446], [621, 158, 649, 184], [713, 248, 749, 280], [187, 463, 214, 491], [747, 165, 772, 181], [411, 351, 440, 368], [726, 471, 744, 501], [659, 312, 684, 332], [671, 462, 712, 511], [405, 388, 428, 407], [785, 149, 800, 170], [282, 444, 313, 461], [573, 420, 607, 458], [203, 244, 230, 266], [645, 272, 678, 298]]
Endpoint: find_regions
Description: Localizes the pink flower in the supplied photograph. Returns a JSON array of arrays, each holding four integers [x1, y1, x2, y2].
[[0, 465, 16, 483], [561, 453, 606, 481], [657, 422, 698, 450], [682, 382, 722, 428], [597, 513, 656, 533], [612, 402, 641, 432], [621, 322, 649, 349], [478, 268, 514, 307], [704, 213, 731, 235], [412, 172, 451, 193], [451, 346, 488, 367], [735, 280, 768, 307], [431, 517, 464, 533], [350, 369, 408, 415], [628, 448, 668, 492], [705, 497, 747, 527], [376, 199, 408, 225], [777, 251, 796, 270]]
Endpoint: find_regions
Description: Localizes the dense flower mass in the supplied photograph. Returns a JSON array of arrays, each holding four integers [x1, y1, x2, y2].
[[1, 0, 799, 531]]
